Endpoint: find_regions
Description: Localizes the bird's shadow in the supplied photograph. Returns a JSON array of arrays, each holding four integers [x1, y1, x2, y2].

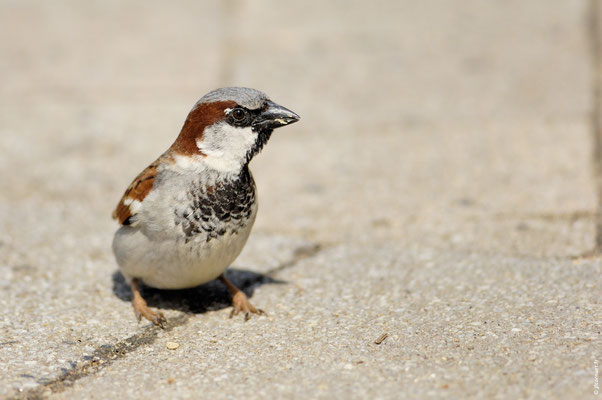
[[112, 268, 284, 314]]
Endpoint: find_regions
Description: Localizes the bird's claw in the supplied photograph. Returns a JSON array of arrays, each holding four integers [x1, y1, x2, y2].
[[229, 291, 266, 321], [133, 294, 167, 329], [151, 312, 167, 329]]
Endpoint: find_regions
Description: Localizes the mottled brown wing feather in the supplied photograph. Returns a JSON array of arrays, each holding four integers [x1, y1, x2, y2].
[[112, 159, 160, 225]]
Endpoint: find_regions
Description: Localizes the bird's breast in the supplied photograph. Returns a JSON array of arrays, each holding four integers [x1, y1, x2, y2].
[[173, 168, 257, 243], [118, 168, 259, 289]]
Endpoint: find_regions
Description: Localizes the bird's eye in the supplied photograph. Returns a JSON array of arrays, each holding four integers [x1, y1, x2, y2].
[[232, 108, 246, 121]]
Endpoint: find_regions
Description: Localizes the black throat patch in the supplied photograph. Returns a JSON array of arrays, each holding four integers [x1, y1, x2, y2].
[[245, 128, 273, 165], [174, 167, 256, 242]]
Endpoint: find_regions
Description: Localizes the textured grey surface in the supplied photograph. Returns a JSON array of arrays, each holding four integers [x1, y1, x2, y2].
[[0, 1, 600, 399], [51, 246, 602, 400]]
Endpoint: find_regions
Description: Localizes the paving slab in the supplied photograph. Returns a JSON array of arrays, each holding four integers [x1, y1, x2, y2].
[[51, 245, 601, 400], [0, 0, 600, 399]]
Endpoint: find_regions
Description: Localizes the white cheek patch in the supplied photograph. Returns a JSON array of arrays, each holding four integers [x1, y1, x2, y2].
[[196, 122, 257, 174]]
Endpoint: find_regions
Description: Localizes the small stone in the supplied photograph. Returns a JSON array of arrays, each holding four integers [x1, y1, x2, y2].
[[166, 342, 179, 350]]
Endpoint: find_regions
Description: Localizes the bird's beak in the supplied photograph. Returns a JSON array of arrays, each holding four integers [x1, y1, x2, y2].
[[252, 100, 300, 130]]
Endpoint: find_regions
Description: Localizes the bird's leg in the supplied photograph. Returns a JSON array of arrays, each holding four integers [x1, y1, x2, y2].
[[131, 278, 166, 328], [218, 274, 266, 321]]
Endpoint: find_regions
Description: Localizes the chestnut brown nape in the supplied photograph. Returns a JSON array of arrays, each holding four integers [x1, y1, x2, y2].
[[170, 100, 238, 156]]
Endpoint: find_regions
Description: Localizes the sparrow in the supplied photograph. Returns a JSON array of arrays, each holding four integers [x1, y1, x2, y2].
[[111, 87, 299, 327]]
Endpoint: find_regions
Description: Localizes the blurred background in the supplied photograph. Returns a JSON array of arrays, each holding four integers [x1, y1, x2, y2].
[[0, 1, 600, 398], [0, 0, 595, 257]]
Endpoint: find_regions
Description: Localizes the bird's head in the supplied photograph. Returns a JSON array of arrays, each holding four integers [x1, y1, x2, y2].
[[170, 87, 299, 174]]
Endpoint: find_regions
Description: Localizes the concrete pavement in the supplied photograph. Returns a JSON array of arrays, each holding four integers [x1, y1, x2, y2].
[[0, 1, 600, 399]]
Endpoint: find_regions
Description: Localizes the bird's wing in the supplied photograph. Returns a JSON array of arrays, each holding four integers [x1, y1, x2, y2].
[[112, 158, 161, 226]]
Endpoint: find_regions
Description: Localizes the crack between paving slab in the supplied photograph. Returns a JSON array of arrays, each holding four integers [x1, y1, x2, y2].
[[491, 210, 596, 222], [10, 241, 325, 400], [9, 314, 190, 400], [589, 0, 602, 253], [264, 242, 324, 277]]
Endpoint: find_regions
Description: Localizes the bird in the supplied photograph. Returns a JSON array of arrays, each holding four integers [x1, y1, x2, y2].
[[111, 87, 299, 327]]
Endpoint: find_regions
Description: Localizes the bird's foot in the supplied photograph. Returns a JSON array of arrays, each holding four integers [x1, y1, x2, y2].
[[133, 296, 166, 328], [230, 290, 266, 321], [131, 279, 166, 328], [219, 273, 266, 321]]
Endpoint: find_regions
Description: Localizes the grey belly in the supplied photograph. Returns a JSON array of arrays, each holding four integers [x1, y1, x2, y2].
[[113, 210, 256, 289]]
